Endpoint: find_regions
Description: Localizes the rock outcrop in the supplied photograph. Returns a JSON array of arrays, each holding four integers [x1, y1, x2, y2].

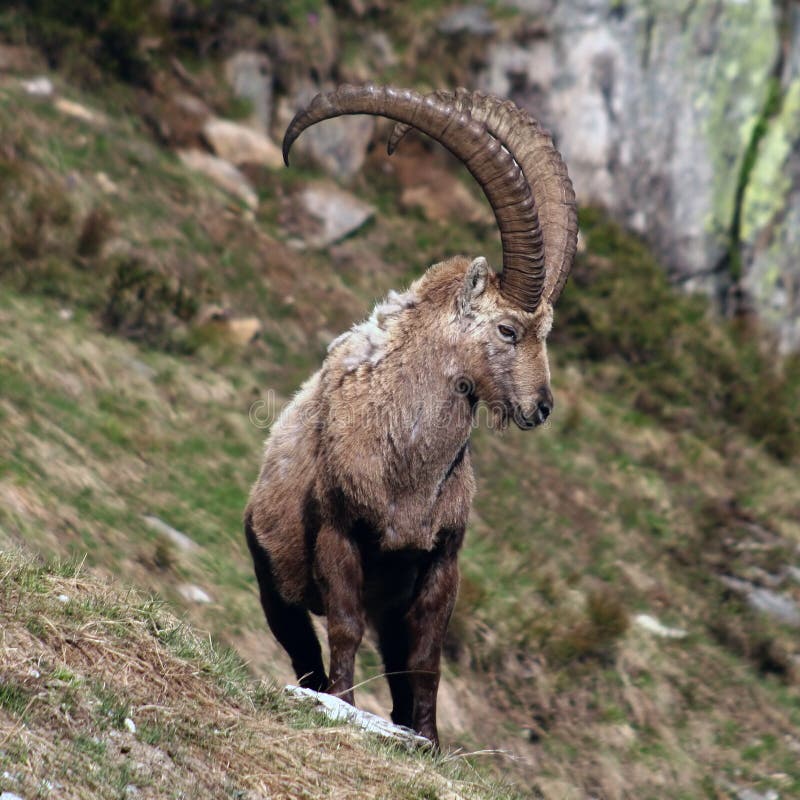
[[481, 0, 800, 350]]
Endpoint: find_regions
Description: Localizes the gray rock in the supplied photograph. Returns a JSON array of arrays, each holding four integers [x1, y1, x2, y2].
[[142, 515, 198, 553], [736, 788, 779, 800], [124, 357, 157, 381], [480, 0, 800, 346], [224, 51, 273, 134], [176, 149, 258, 210], [438, 6, 497, 36], [788, 566, 800, 584], [748, 588, 800, 627], [366, 32, 398, 69], [201, 118, 282, 168], [721, 575, 800, 627], [285, 83, 375, 180], [1, 792, 26, 800], [298, 183, 374, 248]]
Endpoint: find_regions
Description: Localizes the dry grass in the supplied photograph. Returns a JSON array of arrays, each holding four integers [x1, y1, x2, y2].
[[0, 550, 518, 800]]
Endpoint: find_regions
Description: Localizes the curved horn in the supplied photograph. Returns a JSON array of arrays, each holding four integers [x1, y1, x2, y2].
[[283, 83, 547, 312], [389, 89, 578, 306]]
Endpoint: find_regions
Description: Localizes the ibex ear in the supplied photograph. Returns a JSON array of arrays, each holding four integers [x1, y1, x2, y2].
[[459, 257, 489, 314]]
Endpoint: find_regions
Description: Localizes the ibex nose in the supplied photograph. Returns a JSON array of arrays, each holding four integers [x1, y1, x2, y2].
[[535, 386, 554, 424]]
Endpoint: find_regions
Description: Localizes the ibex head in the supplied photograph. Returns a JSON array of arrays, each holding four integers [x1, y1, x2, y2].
[[283, 84, 578, 430], [453, 255, 554, 429]]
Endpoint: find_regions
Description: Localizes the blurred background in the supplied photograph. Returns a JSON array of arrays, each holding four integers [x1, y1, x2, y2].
[[1, 1, 799, 797]]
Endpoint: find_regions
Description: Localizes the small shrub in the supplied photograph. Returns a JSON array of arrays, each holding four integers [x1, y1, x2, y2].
[[20, 0, 158, 85], [153, 537, 177, 571], [101, 255, 201, 349], [555, 209, 800, 462], [5, 185, 73, 261], [76, 206, 114, 259], [545, 586, 629, 667]]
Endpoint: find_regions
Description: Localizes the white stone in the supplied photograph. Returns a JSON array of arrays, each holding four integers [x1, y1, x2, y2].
[[177, 584, 213, 604], [224, 51, 273, 133], [21, 76, 53, 96], [57, 594, 69, 604], [285, 685, 431, 747], [54, 98, 106, 126], [634, 613, 687, 639], [96, 172, 118, 195], [736, 788, 779, 800], [142, 515, 198, 553], [202, 118, 282, 168], [123, 717, 136, 734]]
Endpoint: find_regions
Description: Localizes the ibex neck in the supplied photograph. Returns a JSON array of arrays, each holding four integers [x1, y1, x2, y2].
[[380, 338, 474, 482]]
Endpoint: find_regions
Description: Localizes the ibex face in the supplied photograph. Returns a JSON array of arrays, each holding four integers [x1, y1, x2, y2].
[[455, 257, 554, 430]]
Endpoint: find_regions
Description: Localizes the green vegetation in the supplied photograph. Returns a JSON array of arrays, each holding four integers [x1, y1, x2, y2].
[[7, 0, 157, 84], [558, 208, 800, 461]]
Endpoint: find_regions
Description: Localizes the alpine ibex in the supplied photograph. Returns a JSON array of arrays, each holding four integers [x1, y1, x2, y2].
[[245, 85, 577, 747]]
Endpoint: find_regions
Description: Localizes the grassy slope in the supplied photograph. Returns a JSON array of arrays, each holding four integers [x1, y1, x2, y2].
[[1, 71, 800, 799]]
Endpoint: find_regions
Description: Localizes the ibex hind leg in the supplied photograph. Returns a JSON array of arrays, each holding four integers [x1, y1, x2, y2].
[[245, 517, 328, 691]]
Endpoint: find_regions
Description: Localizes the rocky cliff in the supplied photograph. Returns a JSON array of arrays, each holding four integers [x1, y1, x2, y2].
[[481, 0, 800, 351]]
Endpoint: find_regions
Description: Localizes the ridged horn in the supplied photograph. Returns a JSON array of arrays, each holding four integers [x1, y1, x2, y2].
[[282, 83, 547, 312], [389, 89, 578, 306]]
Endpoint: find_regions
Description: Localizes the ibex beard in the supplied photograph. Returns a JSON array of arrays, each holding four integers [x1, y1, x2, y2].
[[245, 85, 577, 747]]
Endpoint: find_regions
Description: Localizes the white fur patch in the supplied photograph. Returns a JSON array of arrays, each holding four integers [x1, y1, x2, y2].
[[327, 287, 417, 372], [535, 302, 554, 340]]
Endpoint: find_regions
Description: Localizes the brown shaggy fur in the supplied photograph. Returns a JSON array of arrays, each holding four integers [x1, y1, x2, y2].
[[245, 255, 554, 746]]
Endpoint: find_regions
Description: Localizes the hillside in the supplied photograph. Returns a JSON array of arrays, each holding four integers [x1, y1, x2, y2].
[[1, 6, 800, 799]]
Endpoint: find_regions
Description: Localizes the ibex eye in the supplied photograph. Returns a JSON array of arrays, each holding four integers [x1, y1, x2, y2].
[[497, 324, 517, 343]]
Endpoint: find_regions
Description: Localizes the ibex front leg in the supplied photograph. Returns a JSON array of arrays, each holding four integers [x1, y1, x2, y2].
[[405, 548, 460, 747], [314, 525, 365, 705]]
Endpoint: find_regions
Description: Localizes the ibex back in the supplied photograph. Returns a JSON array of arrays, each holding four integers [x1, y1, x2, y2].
[[245, 85, 578, 747]]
